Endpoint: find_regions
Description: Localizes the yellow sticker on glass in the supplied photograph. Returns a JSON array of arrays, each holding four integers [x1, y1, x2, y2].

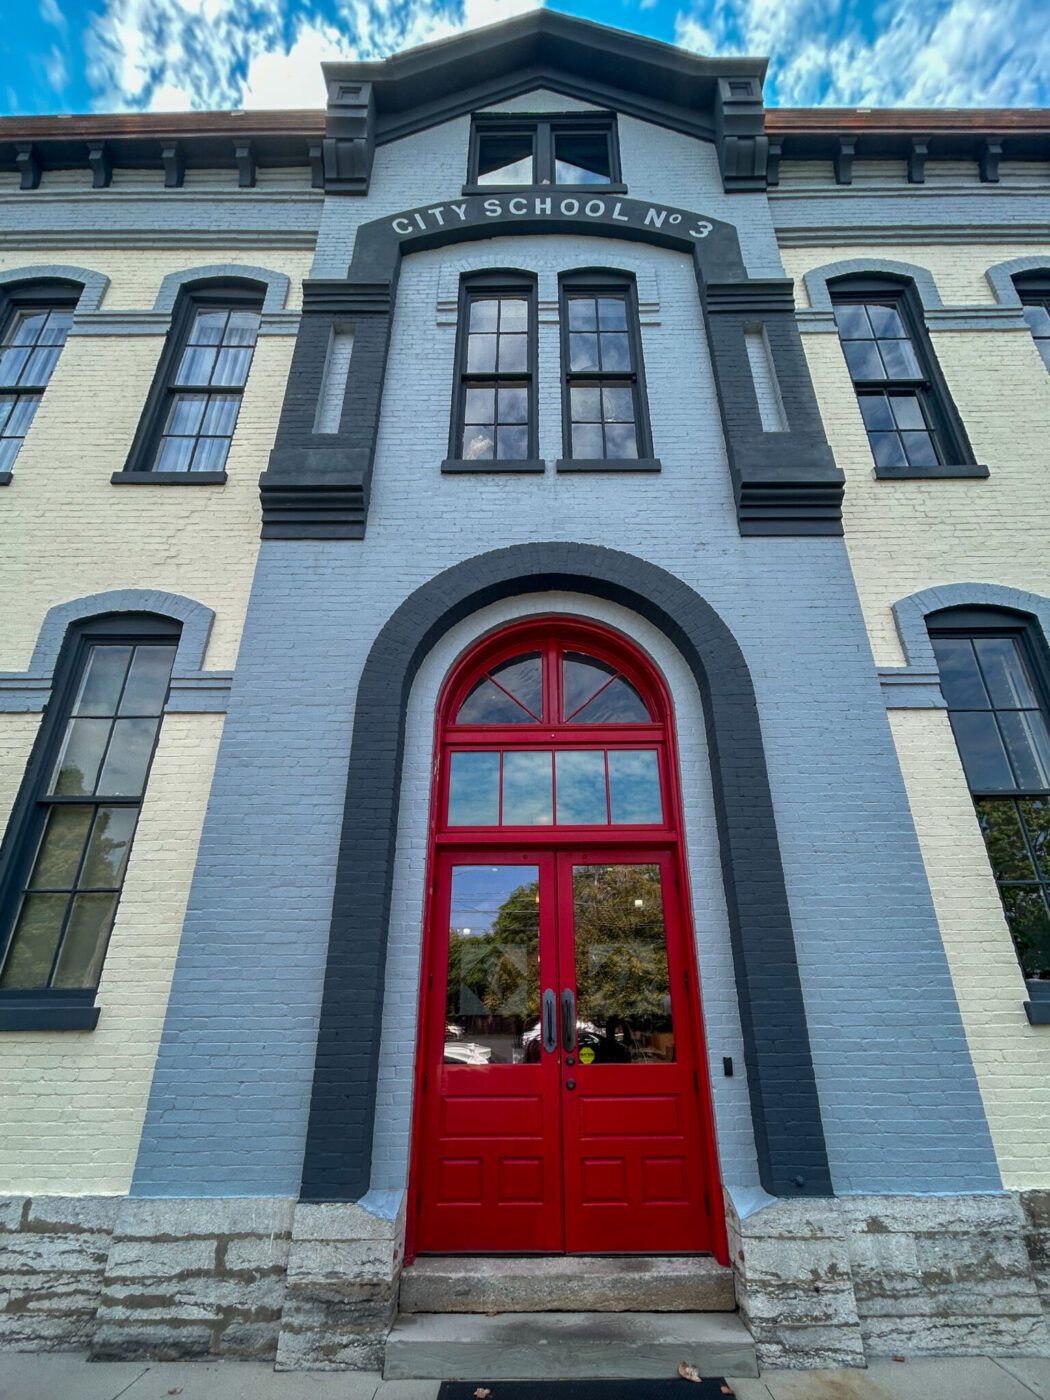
[[579, 1046, 595, 1065]]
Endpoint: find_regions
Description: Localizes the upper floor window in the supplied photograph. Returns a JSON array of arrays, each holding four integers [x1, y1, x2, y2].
[[450, 274, 537, 465], [559, 275, 652, 463], [469, 114, 621, 191], [830, 275, 971, 475], [930, 608, 1050, 982], [0, 282, 79, 472], [0, 616, 178, 1019], [1015, 272, 1050, 372], [125, 281, 262, 477]]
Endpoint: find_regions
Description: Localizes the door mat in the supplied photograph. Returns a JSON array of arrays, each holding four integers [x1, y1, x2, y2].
[[439, 1381, 735, 1400]]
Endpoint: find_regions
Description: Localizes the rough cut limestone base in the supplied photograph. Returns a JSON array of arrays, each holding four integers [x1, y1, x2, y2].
[[4, 1190, 1050, 1368], [0, 1195, 120, 1351], [274, 1197, 406, 1371], [727, 1191, 1050, 1369], [90, 1197, 295, 1361]]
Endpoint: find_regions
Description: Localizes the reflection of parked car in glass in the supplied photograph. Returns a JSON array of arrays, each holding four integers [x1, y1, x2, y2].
[[444, 1039, 492, 1065]]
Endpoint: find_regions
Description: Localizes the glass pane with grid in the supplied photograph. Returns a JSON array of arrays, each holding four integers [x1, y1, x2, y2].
[[460, 296, 530, 461], [976, 797, 1050, 979], [0, 642, 176, 992], [0, 308, 74, 389], [0, 393, 41, 471], [933, 635, 1050, 794], [858, 391, 939, 468], [566, 295, 638, 460], [155, 307, 259, 473], [833, 302, 922, 382]]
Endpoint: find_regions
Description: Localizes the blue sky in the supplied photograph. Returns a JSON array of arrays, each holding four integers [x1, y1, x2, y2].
[[4, 0, 1048, 118]]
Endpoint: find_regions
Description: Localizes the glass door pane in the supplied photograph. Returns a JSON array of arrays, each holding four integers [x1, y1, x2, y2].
[[571, 862, 675, 1064], [444, 864, 541, 1065]]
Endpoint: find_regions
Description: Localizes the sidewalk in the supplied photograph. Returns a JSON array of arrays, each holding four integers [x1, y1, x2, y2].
[[2, 1354, 1050, 1400]]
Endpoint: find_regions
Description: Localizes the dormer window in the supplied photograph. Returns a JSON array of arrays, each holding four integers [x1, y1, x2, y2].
[[468, 114, 622, 192]]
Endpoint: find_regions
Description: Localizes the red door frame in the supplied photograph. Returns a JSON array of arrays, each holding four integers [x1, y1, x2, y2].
[[406, 617, 728, 1265]]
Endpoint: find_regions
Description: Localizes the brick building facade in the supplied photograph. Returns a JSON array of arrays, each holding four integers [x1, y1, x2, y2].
[[0, 12, 1048, 1376]]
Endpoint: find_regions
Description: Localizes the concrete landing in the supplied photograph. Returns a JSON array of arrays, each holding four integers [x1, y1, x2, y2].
[[400, 1256, 736, 1314], [383, 1311, 758, 1380]]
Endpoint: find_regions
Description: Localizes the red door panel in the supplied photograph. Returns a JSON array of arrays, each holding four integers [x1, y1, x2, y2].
[[557, 852, 711, 1254], [415, 854, 564, 1253]]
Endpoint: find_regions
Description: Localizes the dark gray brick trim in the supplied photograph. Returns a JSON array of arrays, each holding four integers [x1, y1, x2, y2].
[[262, 199, 843, 540], [892, 582, 1050, 680], [300, 542, 834, 1205]]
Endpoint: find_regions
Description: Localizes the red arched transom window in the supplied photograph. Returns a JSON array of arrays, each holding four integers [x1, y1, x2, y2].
[[437, 619, 676, 833]]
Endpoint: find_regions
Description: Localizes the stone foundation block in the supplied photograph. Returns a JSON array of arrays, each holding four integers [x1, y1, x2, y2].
[[90, 1196, 294, 1362], [275, 1196, 406, 1372], [0, 1195, 120, 1351]]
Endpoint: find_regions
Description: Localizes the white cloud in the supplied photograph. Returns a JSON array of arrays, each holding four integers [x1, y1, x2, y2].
[[674, 0, 1049, 106], [40, 0, 67, 33], [43, 44, 69, 93], [85, 0, 544, 113]]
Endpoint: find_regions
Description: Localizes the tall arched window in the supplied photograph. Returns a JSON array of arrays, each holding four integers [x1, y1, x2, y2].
[[0, 278, 82, 475], [0, 613, 179, 1028], [413, 618, 723, 1259], [1014, 271, 1050, 372], [829, 273, 974, 476], [929, 606, 1050, 990]]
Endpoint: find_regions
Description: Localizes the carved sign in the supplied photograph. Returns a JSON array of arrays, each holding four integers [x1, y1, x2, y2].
[[387, 193, 714, 243]]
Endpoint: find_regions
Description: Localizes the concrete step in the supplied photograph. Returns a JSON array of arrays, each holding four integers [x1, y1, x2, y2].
[[383, 1311, 758, 1380], [400, 1256, 736, 1314]]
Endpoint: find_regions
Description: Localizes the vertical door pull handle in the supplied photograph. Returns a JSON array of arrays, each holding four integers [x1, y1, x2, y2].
[[542, 989, 557, 1054], [561, 988, 576, 1052]]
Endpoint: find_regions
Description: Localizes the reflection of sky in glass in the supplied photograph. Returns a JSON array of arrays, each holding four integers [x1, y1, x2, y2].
[[556, 750, 607, 824], [450, 865, 539, 937], [609, 750, 662, 824], [448, 751, 499, 825], [502, 751, 552, 825]]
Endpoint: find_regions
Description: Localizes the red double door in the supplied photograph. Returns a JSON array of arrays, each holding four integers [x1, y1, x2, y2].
[[413, 847, 719, 1255]]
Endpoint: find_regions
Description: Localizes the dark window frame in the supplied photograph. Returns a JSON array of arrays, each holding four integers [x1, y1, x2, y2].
[[1014, 271, 1050, 373], [444, 271, 541, 473], [465, 112, 625, 194], [119, 278, 265, 484], [928, 605, 1050, 1017], [829, 274, 980, 479], [0, 278, 82, 483], [557, 270, 658, 472], [0, 613, 180, 1030]]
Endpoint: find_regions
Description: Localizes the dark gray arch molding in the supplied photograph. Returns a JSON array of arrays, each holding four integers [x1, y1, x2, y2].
[[260, 195, 843, 541], [299, 542, 833, 1204]]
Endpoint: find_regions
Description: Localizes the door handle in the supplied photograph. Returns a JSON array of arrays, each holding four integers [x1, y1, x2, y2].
[[561, 988, 576, 1053], [542, 988, 557, 1054]]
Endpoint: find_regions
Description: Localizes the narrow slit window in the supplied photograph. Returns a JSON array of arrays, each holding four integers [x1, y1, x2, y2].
[[1015, 273, 1050, 373]]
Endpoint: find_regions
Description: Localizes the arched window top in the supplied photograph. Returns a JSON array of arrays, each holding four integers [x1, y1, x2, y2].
[[445, 620, 661, 729]]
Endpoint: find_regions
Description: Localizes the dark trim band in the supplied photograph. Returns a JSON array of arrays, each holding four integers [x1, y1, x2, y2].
[[299, 542, 834, 1204]]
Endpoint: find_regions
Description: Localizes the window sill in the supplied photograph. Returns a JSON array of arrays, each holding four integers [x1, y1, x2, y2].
[[0, 472, 12, 487], [112, 471, 228, 485], [556, 457, 662, 473], [0, 995, 100, 1031], [873, 463, 989, 480], [441, 458, 545, 474], [461, 183, 628, 198], [1025, 981, 1050, 1025]]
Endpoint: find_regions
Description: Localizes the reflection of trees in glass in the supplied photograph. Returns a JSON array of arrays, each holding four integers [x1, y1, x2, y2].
[[446, 879, 540, 1026], [573, 864, 674, 1062], [977, 798, 1050, 979]]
